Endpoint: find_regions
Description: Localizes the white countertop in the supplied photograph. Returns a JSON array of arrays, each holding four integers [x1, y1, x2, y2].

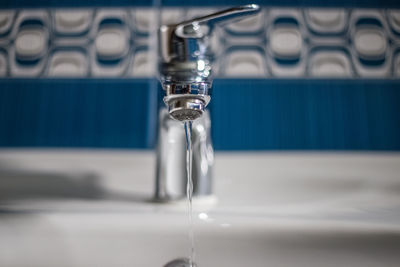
[[1, 150, 400, 220]]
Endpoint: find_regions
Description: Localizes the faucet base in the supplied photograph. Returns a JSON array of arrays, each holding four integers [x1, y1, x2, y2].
[[155, 108, 214, 201]]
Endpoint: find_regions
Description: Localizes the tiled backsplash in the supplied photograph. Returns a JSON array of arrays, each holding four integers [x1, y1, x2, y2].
[[0, 7, 400, 78], [1, 6, 400, 150]]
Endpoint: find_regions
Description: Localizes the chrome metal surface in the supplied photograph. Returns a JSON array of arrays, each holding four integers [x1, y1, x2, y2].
[[155, 109, 213, 201], [158, 5, 260, 121]]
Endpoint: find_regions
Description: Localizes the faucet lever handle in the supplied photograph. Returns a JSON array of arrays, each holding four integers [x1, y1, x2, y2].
[[174, 4, 260, 38]]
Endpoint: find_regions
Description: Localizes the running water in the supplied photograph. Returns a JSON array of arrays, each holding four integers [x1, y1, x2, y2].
[[184, 120, 195, 267]]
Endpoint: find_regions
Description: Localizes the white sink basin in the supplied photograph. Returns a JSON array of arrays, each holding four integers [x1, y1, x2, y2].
[[2, 212, 399, 267], [0, 150, 400, 267]]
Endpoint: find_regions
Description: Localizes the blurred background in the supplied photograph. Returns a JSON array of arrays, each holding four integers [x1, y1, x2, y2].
[[0, 0, 399, 151]]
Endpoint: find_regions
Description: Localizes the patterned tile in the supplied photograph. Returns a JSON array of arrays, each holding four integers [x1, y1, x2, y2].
[[0, 7, 399, 78]]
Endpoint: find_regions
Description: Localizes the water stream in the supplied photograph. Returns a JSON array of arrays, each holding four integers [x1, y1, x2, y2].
[[184, 120, 195, 267]]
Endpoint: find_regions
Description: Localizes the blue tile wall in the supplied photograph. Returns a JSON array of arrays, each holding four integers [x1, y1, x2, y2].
[[210, 79, 400, 150], [1, 79, 399, 150], [0, 4, 400, 150], [0, 79, 158, 148]]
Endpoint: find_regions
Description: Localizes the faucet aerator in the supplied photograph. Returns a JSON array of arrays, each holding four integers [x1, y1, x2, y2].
[[167, 97, 205, 121], [170, 108, 203, 122]]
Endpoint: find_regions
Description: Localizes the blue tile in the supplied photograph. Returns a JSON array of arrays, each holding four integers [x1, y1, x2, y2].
[[0, 79, 399, 150], [210, 79, 400, 150], [0, 79, 154, 148]]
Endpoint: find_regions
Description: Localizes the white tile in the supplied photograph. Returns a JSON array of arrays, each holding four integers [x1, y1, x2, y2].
[[47, 50, 88, 77]]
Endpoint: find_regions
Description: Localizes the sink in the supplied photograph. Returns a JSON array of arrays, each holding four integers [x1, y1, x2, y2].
[[2, 212, 399, 267], [0, 150, 400, 267]]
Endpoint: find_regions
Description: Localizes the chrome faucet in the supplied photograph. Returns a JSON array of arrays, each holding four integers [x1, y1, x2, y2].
[[158, 4, 260, 121], [155, 5, 260, 201]]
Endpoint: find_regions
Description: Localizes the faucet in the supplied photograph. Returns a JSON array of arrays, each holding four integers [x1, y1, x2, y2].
[[155, 5, 260, 201]]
